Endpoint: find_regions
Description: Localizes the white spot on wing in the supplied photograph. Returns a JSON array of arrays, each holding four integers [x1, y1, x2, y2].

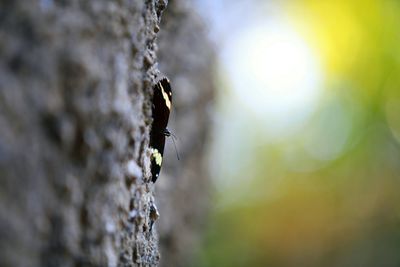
[[151, 148, 163, 165], [159, 83, 171, 109]]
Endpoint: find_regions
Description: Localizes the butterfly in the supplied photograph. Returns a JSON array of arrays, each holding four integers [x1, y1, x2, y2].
[[149, 78, 172, 183]]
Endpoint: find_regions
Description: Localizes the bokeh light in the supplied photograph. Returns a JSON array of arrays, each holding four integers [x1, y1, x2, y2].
[[194, 0, 400, 266], [222, 19, 322, 137]]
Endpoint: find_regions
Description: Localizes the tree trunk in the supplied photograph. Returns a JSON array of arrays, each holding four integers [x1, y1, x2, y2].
[[156, 1, 215, 266], [0, 0, 214, 266]]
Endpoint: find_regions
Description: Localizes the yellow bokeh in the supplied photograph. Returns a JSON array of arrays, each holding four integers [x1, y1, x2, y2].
[[286, 0, 400, 98], [196, 1, 400, 266]]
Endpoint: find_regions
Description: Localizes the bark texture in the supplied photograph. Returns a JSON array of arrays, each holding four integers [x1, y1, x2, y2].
[[0, 0, 213, 266]]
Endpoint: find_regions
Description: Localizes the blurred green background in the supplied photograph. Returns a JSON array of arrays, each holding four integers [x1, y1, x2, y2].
[[194, 0, 400, 266]]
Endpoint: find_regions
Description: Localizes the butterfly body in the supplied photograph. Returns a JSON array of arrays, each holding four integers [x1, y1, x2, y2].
[[150, 78, 172, 183]]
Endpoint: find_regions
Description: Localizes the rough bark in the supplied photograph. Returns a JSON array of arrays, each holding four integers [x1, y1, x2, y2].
[[0, 0, 213, 266]]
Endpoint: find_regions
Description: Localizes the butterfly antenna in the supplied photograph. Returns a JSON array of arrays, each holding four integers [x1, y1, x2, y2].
[[170, 133, 180, 160]]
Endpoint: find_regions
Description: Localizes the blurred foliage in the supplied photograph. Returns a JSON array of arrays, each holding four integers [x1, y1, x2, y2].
[[195, 0, 400, 267]]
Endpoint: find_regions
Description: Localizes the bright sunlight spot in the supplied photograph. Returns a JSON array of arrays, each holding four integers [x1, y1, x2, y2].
[[222, 19, 322, 138]]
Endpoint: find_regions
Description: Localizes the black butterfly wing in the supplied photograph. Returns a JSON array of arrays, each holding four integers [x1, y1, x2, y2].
[[150, 78, 172, 182]]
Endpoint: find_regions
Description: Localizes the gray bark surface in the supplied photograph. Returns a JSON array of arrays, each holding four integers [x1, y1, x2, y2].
[[0, 0, 214, 266]]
